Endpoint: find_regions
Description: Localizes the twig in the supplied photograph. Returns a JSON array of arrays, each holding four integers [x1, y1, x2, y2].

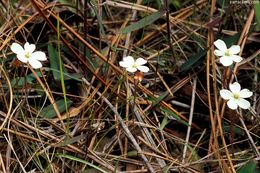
[[230, 9, 255, 83], [129, 84, 167, 169], [4, 134, 27, 173], [5, 101, 26, 173], [238, 112, 260, 158], [182, 77, 197, 163], [0, 153, 6, 173], [0, 65, 13, 131]]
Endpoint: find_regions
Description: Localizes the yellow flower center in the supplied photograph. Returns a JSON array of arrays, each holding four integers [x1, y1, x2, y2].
[[25, 52, 30, 59], [132, 63, 138, 68], [224, 49, 231, 56], [233, 93, 240, 99]]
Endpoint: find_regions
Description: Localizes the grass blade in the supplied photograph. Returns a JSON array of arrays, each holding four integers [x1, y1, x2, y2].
[[57, 154, 108, 173], [120, 10, 165, 34]]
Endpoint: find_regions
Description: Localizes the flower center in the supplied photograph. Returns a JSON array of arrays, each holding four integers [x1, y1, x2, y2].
[[25, 52, 31, 59], [233, 93, 240, 99], [132, 63, 138, 68], [224, 49, 231, 56]]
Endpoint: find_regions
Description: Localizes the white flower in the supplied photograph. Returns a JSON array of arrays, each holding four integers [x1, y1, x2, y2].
[[11, 42, 47, 69], [214, 39, 243, 66], [119, 56, 149, 73], [220, 82, 253, 110]]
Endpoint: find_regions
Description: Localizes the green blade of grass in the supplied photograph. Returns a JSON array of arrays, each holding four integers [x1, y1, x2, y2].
[[147, 92, 169, 107], [161, 107, 189, 127], [120, 10, 165, 34], [57, 14, 67, 107], [57, 154, 108, 173]]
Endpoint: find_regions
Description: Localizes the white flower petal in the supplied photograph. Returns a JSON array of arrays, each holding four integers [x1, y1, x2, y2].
[[236, 98, 250, 109], [214, 39, 227, 52], [239, 89, 253, 98], [119, 56, 135, 68], [17, 54, 28, 63], [29, 58, 42, 69], [11, 43, 24, 55], [220, 56, 233, 66], [229, 45, 240, 55], [214, 50, 225, 57], [137, 65, 149, 72], [119, 61, 131, 68], [31, 51, 47, 61], [230, 55, 243, 63], [24, 42, 36, 53], [220, 89, 233, 100], [126, 67, 137, 73], [123, 56, 135, 64], [227, 99, 238, 110], [135, 58, 147, 66], [229, 82, 241, 93]]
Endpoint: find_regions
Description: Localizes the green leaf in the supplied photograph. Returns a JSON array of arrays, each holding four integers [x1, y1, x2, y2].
[[237, 160, 260, 173], [221, 32, 241, 47], [159, 115, 168, 130], [147, 92, 168, 107], [120, 10, 165, 34], [40, 99, 73, 119], [180, 49, 206, 73], [11, 71, 42, 87], [161, 108, 189, 127], [223, 122, 244, 135], [44, 67, 82, 81], [57, 154, 108, 173], [48, 44, 68, 81], [254, 3, 260, 30]]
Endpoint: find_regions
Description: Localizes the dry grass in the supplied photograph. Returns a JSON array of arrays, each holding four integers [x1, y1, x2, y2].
[[0, 0, 260, 172]]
